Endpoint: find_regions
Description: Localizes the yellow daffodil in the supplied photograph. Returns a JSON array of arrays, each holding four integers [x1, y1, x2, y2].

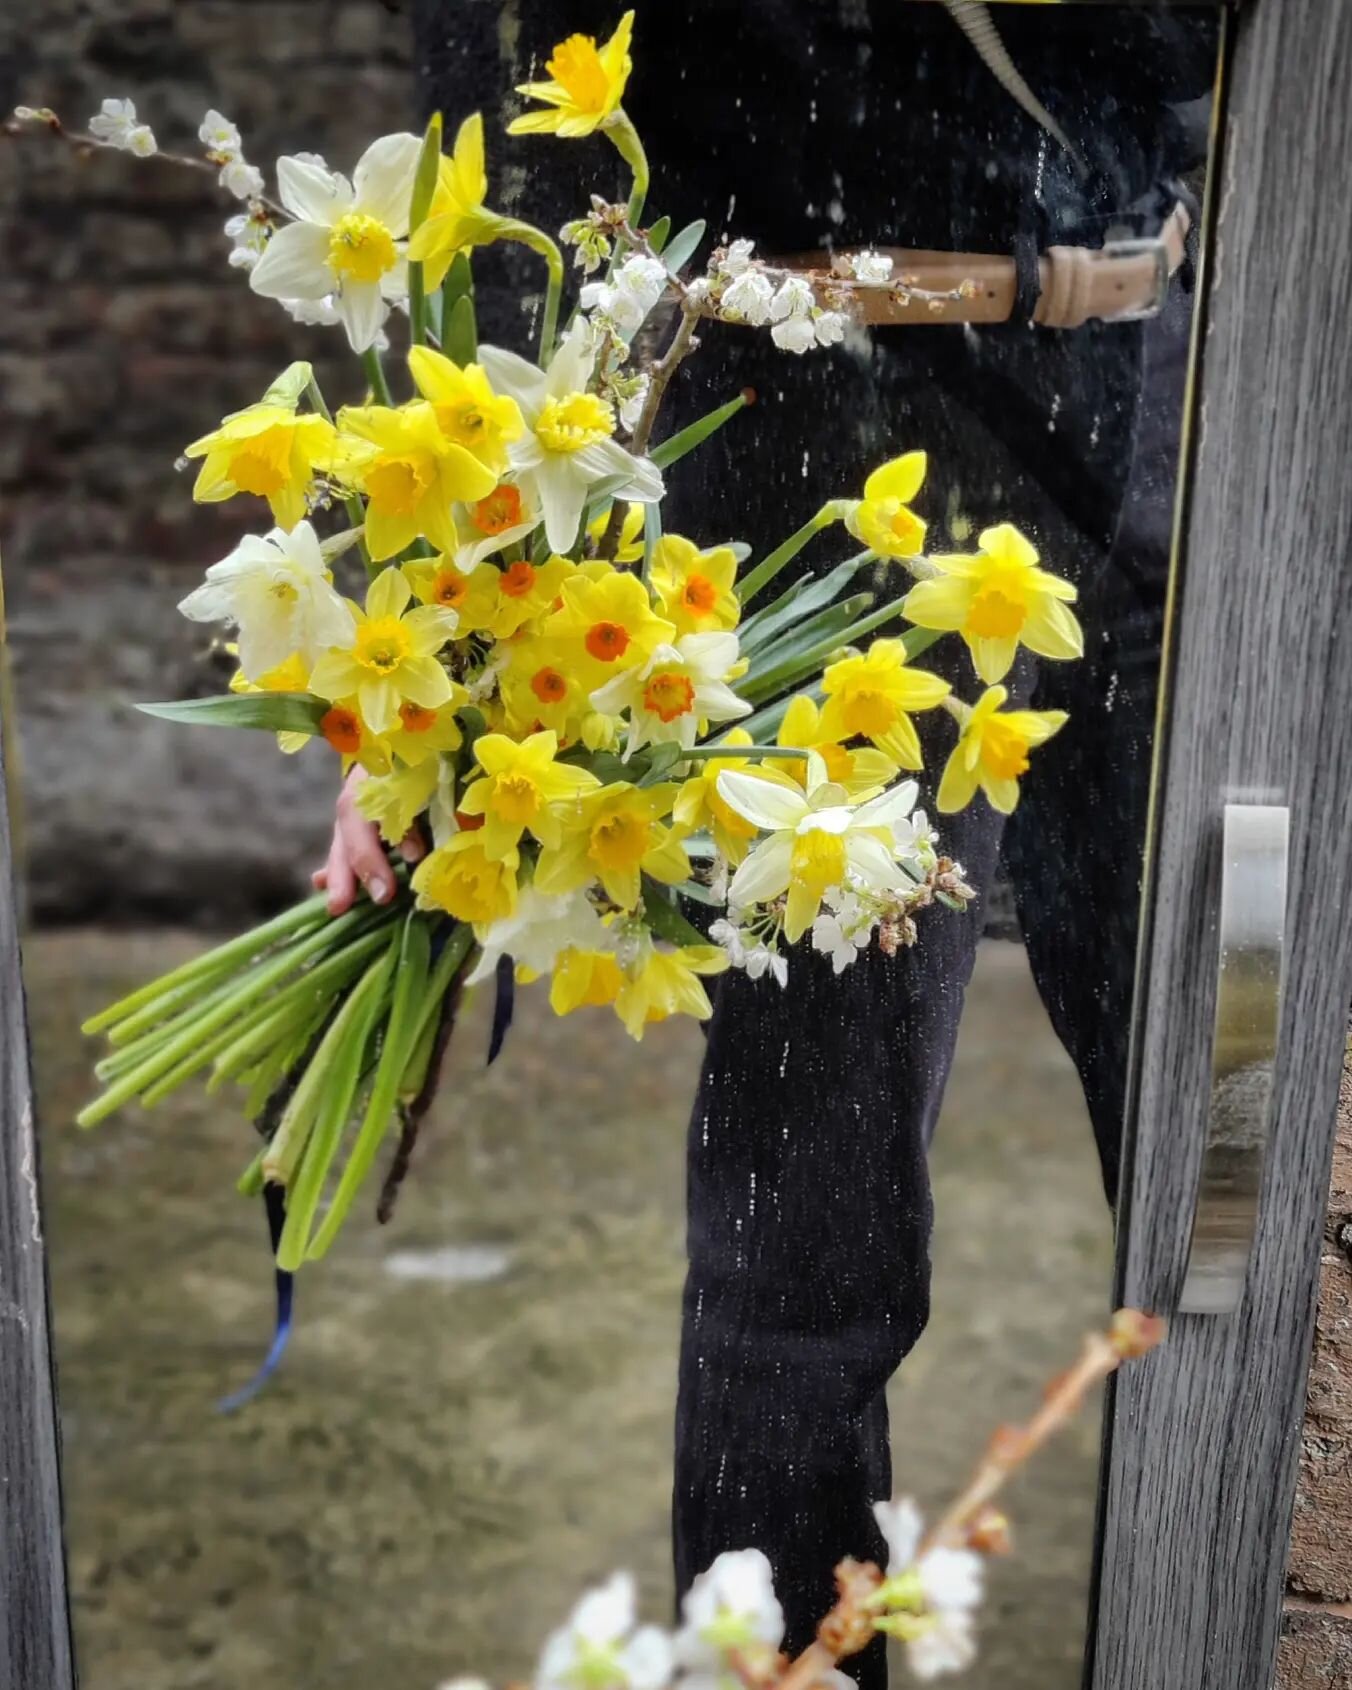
[[498, 634, 593, 740], [383, 692, 468, 766], [535, 782, 689, 910], [335, 400, 497, 560], [586, 502, 644, 564], [407, 346, 524, 475], [937, 685, 1068, 814], [819, 639, 950, 768], [549, 947, 625, 1016], [308, 566, 459, 734], [845, 451, 928, 560], [406, 553, 577, 641], [406, 113, 504, 290], [508, 12, 635, 140], [412, 833, 520, 924], [184, 397, 337, 529], [612, 943, 729, 1041], [650, 534, 741, 636], [545, 566, 675, 689], [355, 758, 441, 844], [457, 729, 602, 859], [315, 697, 392, 776], [672, 729, 764, 864], [902, 522, 1083, 684], [775, 693, 900, 797]]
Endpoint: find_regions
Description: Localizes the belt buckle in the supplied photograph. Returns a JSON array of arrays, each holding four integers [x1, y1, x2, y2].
[[1096, 233, 1172, 322]]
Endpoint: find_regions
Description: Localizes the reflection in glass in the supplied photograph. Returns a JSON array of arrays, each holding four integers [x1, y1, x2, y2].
[[15, 5, 1222, 1688]]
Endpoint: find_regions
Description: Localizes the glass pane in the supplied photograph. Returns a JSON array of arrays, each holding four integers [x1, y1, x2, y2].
[[8, 5, 1222, 1689]]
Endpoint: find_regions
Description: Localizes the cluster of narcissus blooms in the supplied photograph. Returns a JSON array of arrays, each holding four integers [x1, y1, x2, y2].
[[158, 12, 1081, 1041]]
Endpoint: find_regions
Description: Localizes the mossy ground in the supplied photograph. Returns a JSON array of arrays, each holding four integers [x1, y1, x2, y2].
[[28, 930, 1110, 1690]]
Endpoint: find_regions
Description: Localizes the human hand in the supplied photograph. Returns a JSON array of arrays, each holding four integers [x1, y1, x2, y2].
[[311, 766, 425, 915]]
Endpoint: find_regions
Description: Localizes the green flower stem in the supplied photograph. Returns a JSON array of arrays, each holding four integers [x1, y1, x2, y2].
[[76, 905, 389, 1128], [606, 110, 650, 248], [735, 501, 852, 604], [237, 1148, 266, 1198], [361, 346, 394, 407], [306, 374, 372, 570], [680, 743, 806, 762], [206, 927, 394, 1089], [82, 893, 329, 1035], [277, 942, 396, 1269], [736, 684, 825, 745], [397, 924, 475, 1102], [242, 1009, 330, 1120], [407, 114, 444, 350], [494, 219, 566, 362]]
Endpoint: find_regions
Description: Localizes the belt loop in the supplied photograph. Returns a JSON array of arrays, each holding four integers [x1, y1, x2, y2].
[[1012, 227, 1041, 325]]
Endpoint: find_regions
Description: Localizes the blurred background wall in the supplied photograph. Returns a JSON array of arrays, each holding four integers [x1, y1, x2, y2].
[[0, 0, 416, 923]]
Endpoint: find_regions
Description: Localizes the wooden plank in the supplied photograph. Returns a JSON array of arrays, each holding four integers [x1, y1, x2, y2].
[[1090, 2, 1352, 1687], [0, 589, 76, 1687]]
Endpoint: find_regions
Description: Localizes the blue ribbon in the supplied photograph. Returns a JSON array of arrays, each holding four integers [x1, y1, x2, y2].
[[216, 1180, 294, 1413]]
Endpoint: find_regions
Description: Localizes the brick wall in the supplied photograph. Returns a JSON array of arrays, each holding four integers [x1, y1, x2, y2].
[[1278, 1043, 1352, 1685], [0, 0, 414, 921]]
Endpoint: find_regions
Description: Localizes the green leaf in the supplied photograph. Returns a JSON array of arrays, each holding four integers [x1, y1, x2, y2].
[[736, 502, 853, 604], [445, 292, 478, 366], [637, 742, 683, 786], [409, 112, 444, 233], [738, 552, 874, 653], [641, 878, 709, 947], [136, 692, 331, 735], [741, 594, 875, 694], [647, 214, 672, 254], [260, 360, 314, 410], [650, 393, 748, 470], [661, 219, 706, 275]]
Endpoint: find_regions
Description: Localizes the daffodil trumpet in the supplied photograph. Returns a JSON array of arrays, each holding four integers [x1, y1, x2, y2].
[[68, 5, 1088, 1282]]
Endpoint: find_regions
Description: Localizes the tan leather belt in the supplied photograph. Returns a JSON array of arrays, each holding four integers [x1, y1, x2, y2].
[[773, 201, 1191, 330]]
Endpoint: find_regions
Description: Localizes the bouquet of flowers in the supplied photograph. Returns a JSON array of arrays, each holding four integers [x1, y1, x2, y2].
[[18, 9, 1083, 1275]]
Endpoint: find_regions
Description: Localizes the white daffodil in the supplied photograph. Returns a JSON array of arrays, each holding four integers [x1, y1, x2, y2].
[[249, 133, 421, 351], [591, 632, 750, 759], [537, 1572, 673, 1690], [675, 1548, 784, 1690], [478, 322, 663, 552], [465, 888, 610, 985], [717, 766, 921, 943], [88, 97, 156, 157], [178, 519, 354, 680]]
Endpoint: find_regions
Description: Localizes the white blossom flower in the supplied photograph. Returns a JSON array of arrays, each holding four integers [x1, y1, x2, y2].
[[814, 310, 847, 347], [198, 109, 242, 158], [893, 807, 939, 871], [591, 632, 751, 758], [743, 940, 788, 986], [582, 254, 669, 338], [465, 889, 610, 985], [220, 157, 265, 201], [717, 767, 921, 943], [686, 276, 712, 305], [224, 210, 270, 271], [479, 321, 663, 553], [719, 270, 774, 326], [718, 238, 756, 278], [618, 375, 650, 435], [811, 907, 873, 973], [249, 132, 421, 351], [88, 98, 156, 157], [769, 276, 814, 322], [675, 1549, 784, 1684], [848, 249, 893, 285], [771, 315, 818, 355], [178, 519, 354, 680], [708, 918, 746, 967], [906, 1611, 977, 1680], [537, 1572, 673, 1690]]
